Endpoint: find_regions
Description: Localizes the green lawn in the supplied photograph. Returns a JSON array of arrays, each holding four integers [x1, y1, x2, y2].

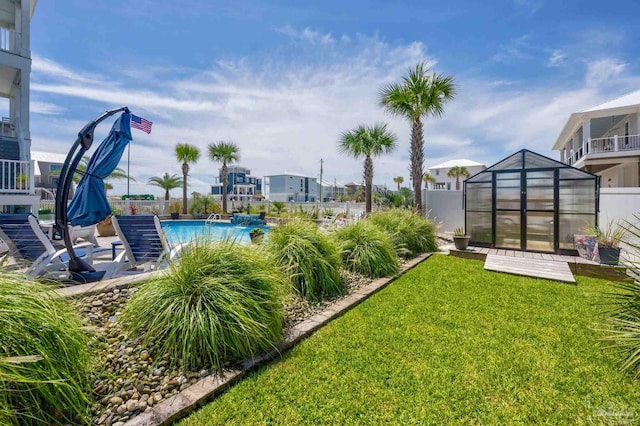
[[179, 255, 640, 425]]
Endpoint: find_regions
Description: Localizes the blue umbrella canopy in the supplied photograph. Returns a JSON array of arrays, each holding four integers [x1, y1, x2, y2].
[[68, 112, 132, 227]]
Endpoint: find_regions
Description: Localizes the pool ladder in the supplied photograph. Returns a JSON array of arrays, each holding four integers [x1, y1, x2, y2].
[[205, 213, 221, 224]]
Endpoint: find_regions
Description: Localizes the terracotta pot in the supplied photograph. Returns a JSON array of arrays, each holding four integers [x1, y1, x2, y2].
[[96, 220, 116, 237]]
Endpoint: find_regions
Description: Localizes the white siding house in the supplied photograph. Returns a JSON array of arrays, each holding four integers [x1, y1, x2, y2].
[[427, 159, 486, 191], [553, 90, 640, 187]]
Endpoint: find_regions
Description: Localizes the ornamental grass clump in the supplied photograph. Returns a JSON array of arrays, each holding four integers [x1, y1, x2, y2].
[[121, 239, 285, 371], [0, 274, 91, 425], [267, 219, 343, 301], [368, 209, 438, 258], [602, 214, 640, 377], [333, 221, 399, 278]]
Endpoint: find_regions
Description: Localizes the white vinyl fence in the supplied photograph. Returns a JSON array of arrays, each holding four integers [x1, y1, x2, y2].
[[38, 199, 367, 217]]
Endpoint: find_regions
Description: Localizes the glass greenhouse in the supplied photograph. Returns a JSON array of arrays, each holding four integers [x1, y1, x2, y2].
[[464, 150, 599, 254]]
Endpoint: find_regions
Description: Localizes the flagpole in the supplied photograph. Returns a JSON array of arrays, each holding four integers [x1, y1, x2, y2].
[[127, 143, 130, 198]]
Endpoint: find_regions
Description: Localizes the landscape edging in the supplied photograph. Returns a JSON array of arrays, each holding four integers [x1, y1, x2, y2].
[[123, 253, 432, 426]]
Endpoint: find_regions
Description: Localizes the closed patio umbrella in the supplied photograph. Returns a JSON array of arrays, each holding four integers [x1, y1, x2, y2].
[[67, 112, 132, 227]]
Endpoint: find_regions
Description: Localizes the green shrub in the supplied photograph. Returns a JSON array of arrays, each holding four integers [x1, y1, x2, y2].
[[368, 209, 438, 258], [121, 239, 285, 371], [271, 201, 286, 216], [267, 219, 343, 301], [602, 215, 640, 376], [333, 221, 399, 278], [0, 274, 91, 425]]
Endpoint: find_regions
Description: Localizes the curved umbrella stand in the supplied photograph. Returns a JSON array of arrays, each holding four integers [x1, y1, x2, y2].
[[55, 106, 130, 282]]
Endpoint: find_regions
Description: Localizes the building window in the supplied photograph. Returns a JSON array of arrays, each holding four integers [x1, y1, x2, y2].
[[435, 169, 439, 176], [49, 164, 62, 172]]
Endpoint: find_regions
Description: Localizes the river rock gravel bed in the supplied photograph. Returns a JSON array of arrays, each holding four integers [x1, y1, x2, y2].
[[78, 270, 374, 425]]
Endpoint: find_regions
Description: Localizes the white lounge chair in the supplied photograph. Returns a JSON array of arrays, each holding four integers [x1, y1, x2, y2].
[[0, 214, 110, 277], [111, 215, 182, 276]]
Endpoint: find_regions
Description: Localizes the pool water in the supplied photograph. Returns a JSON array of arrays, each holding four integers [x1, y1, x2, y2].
[[161, 220, 269, 245]]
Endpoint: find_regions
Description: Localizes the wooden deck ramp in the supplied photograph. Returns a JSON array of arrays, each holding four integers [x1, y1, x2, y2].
[[484, 254, 576, 283]]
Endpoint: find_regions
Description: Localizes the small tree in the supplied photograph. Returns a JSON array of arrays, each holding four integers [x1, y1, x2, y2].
[[447, 166, 470, 190], [423, 172, 436, 190], [148, 173, 183, 200], [338, 123, 397, 214], [175, 144, 200, 214], [393, 176, 404, 191], [208, 141, 240, 214], [271, 201, 286, 216]]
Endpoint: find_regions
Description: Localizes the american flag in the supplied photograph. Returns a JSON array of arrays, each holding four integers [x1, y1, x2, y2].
[[131, 114, 153, 134]]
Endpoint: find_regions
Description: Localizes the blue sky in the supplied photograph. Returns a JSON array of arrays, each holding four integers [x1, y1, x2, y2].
[[28, 0, 640, 196]]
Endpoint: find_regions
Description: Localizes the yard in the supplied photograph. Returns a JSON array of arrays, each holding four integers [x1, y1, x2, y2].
[[180, 255, 640, 425]]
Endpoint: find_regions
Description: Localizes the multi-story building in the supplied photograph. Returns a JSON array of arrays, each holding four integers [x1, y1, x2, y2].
[[318, 179, 347, 201], [264, 173, 318, 202], [0, 0, 37, 213], [553, 90, 640, 187], [210, 165, 262, 202], [428, 159, 486, 190]]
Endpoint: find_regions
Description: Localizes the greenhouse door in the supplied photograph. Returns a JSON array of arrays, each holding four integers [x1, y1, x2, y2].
[[494, 169, 557, 252], [524, 170, 556, 252], [494, 171, 522, 250]]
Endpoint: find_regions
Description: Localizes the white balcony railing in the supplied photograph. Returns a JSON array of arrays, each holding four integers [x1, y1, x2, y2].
[[564, 134, 640, 165], [590, 134, 640, 154], [0, 159, 34, 194], [0, 27, 14, 52]]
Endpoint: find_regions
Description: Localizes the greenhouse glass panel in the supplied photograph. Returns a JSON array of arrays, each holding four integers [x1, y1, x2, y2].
[[496, 211, 521, 249], [559, 180, 596, 214], [467, 211, 492, 244], [525, 151, 560, 169], [466, 171, 492, 183], [491, 152, 523, 171], [466, 182, 492, 211], [526, 212, 554, 252], [559, 214, 596, 249]]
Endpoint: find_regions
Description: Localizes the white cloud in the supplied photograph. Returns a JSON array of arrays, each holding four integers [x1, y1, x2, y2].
[[273, 25, 336, 46], [585, 58, 626, 87], [28, 29, 640, 198], [31, 100, 65, 115], [547, 50, 566, 67]]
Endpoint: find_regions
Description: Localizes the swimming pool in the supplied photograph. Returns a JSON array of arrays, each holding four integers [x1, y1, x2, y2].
[[161, 220, 270, 244]]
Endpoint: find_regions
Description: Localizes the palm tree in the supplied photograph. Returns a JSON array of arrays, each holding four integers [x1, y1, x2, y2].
[[175, 143, 200, 214], [447, 166, 470, 190], [338, 123, 397, 214], [207, 141, 240, 214], [423, 172, 436, 189], [393, 176, 404, 191], [379, 62, 456, 214], [148, 173, 183, 200]]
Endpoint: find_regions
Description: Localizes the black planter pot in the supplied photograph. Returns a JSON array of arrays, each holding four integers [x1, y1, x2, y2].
[[599, 247, 621, 266], [249, 231, 264, 244], [170, 212, 180, 220], [453, 236, 470, 250]]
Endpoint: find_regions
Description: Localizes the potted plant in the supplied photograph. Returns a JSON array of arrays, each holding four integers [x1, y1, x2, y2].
[[453, 227, 470, 250], [97, 216, 116, 237], [586, 221, 626, 265], [169, 202, 181, 220], [249, 227, 265, 244]]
